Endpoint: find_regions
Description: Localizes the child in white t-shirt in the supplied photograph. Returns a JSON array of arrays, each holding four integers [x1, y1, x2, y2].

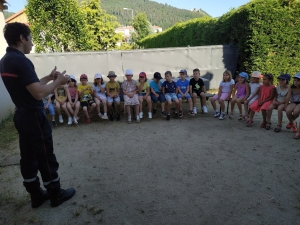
[[93, 73, 108, 119], [210, 70, 235, 120]]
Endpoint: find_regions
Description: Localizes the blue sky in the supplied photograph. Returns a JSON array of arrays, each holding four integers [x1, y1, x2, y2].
[[8, 0, 250, 18]]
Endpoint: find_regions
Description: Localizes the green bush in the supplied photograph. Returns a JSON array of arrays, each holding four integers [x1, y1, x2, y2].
[[140, 0, 300, 79]]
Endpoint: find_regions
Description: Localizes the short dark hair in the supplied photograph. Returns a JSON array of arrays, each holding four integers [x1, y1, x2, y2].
[[4, 22, 31, 46], [165, 71, 172, 76], [193, 68, 200, 73]]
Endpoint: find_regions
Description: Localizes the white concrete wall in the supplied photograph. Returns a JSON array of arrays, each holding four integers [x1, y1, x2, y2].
[[0, 11, 15, 123]]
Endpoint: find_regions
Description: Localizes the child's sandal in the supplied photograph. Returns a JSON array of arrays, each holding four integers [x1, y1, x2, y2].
[[238, 114, 243, 121], [260, 122, 267, 128], [243, 115, 249, 121], [246, 120, 253, 127], [265, 122, 271, 130], [229, 112, 234, 119], [274, 124, 282, 132], [293, 133, 300, 139]]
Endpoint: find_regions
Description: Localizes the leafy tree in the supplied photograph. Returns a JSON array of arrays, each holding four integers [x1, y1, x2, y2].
[[131, 12, 151, 46], [26, 0, 92, 53], [80, 0, 122, 50]]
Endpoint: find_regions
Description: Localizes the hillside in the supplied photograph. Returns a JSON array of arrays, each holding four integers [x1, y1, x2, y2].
[[101, 0, 210, 29], [3, 11, 14, 19]]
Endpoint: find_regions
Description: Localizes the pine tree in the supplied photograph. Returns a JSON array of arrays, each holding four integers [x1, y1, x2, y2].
[[26, 0, 92, 52], [80, 0, 122, 50]]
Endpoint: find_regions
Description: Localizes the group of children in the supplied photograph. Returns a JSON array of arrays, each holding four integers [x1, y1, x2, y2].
[[42, 68, 208, 125], [42, 68, 300, 139], [210, 70, 300, 139]]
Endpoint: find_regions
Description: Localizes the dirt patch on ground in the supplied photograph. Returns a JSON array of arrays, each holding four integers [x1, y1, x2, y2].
[[0, 102, 299, 225]]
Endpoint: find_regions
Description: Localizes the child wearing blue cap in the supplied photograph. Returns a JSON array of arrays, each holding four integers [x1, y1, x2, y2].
[[265, 74, 290, 131], [286, 72, 300, 137], [229, 72, 250, 120]]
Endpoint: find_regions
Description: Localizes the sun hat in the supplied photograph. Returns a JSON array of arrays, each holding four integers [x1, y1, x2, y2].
[[69, 75, 76, 81], [293, 72, 300, 79], [278, 74, 291, 81], [139, 72, 146, 77], [239, 72, 248, 80], [80, 74, 88, 80], [107, 71, 117, 77], [251, 71, 262, 78], [125, 69, 133, 76], [94, 73, 102, 79], [154, 72, 162, 80], [179, 69, 187, 74]]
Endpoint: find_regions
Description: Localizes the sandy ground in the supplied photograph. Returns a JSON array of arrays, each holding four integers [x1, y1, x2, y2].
[[0, 101, 300, 225]]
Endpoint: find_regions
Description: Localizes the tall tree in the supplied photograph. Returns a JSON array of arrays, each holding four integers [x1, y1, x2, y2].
[[26, 0, 92, 53], [132, 12, 152, 40], [80, 0, 122, 50]]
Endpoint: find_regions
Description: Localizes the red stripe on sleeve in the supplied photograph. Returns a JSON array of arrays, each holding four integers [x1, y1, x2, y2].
[[1, 73, 18, 78]]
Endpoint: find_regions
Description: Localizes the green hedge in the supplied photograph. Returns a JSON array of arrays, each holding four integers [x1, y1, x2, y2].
[[140, 0, 300, 79]]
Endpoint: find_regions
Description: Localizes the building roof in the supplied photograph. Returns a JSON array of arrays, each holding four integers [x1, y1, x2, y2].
[[5, 8, 26, 23]]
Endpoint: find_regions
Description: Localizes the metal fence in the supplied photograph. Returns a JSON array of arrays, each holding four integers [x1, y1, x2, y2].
[[0, 45, 238, 122]]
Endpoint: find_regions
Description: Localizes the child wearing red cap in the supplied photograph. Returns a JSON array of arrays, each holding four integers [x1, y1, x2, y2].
[[137, 72, 152, 119], [78, 74, 96, 124]]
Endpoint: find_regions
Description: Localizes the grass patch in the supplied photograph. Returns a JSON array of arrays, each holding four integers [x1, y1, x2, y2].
[[0, 114, 18, 150]]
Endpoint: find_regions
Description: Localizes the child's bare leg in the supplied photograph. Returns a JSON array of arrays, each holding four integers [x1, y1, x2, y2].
[[89, 103, 96, 114], [74, 102, 80, 118], [116, 102, 121, 114], [261, 109, 267, 123], [56, 101, 61, 115], [126, 105, 131, 117], [276, 104, 285, 125], [175, 99, 179, 111], [107, 102, 112, 115], [211, 98, 217, 111], [286, 104, 296, 124], [244, 102, 249, 116], [167, 100, 172, 114], [236, 98, 243, 115], [102, 99, 107, 114], [266, 103, 275, 123], [138, 96, 143, 113], [230, 97, 237, 113], [83, 106, 89, 118], [135, 105, 139, 118], [293, 104, 300, 121], [146, 96, 152, 113], [62, 103, 70, 117], [179, 98, 183, 111], [200, 93, 207, 106], [219, 99, 225, 112], [188, 98, 193, 111], [249, 110, 255, 121], [192, 93, 197, 108], [67, 102, 74, 116], [161, 102, 165, 112], [95, 98, 101, 114]]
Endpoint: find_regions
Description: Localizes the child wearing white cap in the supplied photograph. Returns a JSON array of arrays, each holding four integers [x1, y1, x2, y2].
[[66, 75, 80, 124], [93, 73, 108, 119], [122, 69, 140, 123]]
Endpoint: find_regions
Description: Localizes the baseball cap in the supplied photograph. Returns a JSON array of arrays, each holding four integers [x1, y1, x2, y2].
[[154, 72, 162, 80], [179, 69, 187, 74], [251, 71, 262, 78], [94, 73, 102, 79], [239, 72, 248, 80], [107, 71, 117, 77], [139, 72, 146, 77], [278, 74, 291, 81], [69, 75, 76, 81], [293, 72, 300, 79], [80, 74, 88, 80], [125, 69, 133, 76]]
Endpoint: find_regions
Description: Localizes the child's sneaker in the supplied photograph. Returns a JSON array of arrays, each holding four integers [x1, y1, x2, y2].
[[59, 115, 63, 123], [128, 116, 132, 124], [179, 110, 183, 117], [202, 106, 208, 114], [73, 117, 78, 125], [188, 110, 195, 116], [116, 114, 120, 121], [137, 115, 140, 123], [214, 111, 220, 118], [52, 120, 57, 127], [148, 112, 152, 119], [174, 111, 178, 118], [139, 112, 143, 119], [193, 107, 197, 115], [67, 117, 73, 125], [109, 114, 114, 121], [86, 118, 91, 124], [98, 113, 103, 118], [102, 114, 108, 120], [153, 108, 157, 115], [219, 112, 226, 120], [161, 111, 167, 117], [166, 114, 170, 120]]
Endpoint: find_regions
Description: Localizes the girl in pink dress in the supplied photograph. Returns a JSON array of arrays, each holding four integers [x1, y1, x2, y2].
[[122, 69, 140, 124], [66, 75, 80, 124], [229, 72, 250, 120], [247, 74, 276, 127]]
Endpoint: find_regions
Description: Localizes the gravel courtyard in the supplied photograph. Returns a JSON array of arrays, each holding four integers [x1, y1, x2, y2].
[[0, 103, 299, 225]]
